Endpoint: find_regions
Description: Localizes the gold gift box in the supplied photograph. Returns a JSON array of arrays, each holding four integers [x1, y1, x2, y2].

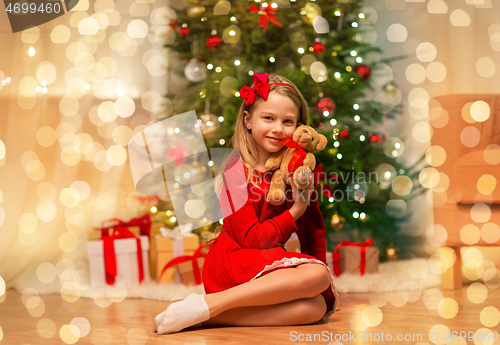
[[176, 256, 205, 286], [155, 232, 199, 284], [339, 246, 379, 275]]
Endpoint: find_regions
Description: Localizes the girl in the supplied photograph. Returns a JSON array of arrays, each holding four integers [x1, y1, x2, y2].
[[154, 73, 339, 334]]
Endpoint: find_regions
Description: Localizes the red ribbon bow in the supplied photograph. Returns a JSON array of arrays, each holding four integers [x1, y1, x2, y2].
[[100, 214, 152, 285], [331, 239, 374, 277], [248, 5, 282, 32], [283, 138, 307, 176], [239, 74, 271, 106], [160, 243, 209, 285]]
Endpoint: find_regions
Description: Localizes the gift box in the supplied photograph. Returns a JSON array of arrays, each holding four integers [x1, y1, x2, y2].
[[87, 235, 151, 286], [87, 214, 152, 241], [149, 223, 162, 279], [327, 239, 379, 276], [154, 225, 199, 284], [159, 243, 208, 286], [284, 232, 301, 253], [177, 256, 205, 286]]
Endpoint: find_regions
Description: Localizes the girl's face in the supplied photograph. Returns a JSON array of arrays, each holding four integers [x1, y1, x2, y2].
[[243, 91, 300, 160]]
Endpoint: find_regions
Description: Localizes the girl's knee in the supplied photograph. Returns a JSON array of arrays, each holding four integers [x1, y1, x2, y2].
[[297, 263, 332, 297]]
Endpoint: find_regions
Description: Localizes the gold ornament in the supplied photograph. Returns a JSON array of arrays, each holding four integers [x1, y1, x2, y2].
[[187, 5, 205, 17], [331, 213, 345, 231], [328, 148, 338, 155], [333, 128, 340, 140], [386, 243, 398, 260]]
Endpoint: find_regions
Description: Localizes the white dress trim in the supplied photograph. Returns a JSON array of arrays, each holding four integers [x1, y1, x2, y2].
[[249, 256, 340, 321]]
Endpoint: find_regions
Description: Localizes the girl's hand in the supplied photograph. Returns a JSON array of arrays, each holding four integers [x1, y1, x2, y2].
[[288, 176, 314, 221]]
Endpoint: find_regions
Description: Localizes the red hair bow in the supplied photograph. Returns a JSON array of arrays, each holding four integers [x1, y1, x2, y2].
[[239, 74, 271, 106]]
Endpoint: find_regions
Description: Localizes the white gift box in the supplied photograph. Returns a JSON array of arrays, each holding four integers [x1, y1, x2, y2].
[[87, 235, 151, 286]]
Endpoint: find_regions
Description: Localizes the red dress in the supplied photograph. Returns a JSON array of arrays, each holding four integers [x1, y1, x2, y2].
[[202, 160, 339, 320]]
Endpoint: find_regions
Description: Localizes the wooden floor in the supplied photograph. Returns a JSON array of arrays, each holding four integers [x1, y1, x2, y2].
[[1, 286, 499, 344]]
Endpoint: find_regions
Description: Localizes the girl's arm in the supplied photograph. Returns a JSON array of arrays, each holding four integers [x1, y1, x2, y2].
[[220, 164, 298, 250]]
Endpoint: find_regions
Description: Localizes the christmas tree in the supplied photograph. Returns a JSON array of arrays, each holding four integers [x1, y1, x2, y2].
[[159, 0, 426, 256]]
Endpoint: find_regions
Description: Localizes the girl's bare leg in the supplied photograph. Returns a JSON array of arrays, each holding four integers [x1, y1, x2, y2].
[[154, 262, 332, 333], [203, 262, 331, 319], [203, 294, 327, 327]]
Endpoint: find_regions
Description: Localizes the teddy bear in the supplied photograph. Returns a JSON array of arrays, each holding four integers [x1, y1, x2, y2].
[[265, 125, 328, 206]]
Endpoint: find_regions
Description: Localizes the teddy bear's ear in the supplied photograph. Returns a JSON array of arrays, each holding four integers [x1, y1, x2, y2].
[[316, 134, 328, 151]]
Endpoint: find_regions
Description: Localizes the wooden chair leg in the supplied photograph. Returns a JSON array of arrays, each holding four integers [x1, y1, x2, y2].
[[440, 247, 462, 290]]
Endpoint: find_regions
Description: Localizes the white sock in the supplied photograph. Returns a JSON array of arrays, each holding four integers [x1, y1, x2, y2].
[[154, 293, 211, 334]]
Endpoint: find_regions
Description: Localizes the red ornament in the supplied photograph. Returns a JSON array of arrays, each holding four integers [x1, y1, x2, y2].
[[355, 64, 371, 80], [316, 97, 335, 116], [180, 24, 190, 36], [330, 173, 339, 183], [248, 4, 282, 32], [206, 33, 222, 49], [321, 184, 333, 198], [312, 40, 325, 55], [370, 134, 382, 143], [338, 130, 349, 138]]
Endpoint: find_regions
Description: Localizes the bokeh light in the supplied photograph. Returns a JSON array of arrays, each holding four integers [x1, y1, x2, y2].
[[480, 306, 500, 328], [450, 9, 471, 26], [467, 282, 488, 304], [59, 324, 80, 344], [426, 62, 446, 83], [477, 174, 496, 195], [416, 42, 437, 62], [425, 145, 446, 166], [37, 262, 57, 284], [386, 23, 408, 42], [470, 203, 491, 223], [37, 319, 57, 339], [51, 25, 71, 43], [428, 0, 448, 14], [476, 57, 496, 78], [470, 101, 491, 122], [460, 224, 480, 245], [405, 63, 426, 84], [437, 298, 458, 319], [460, 126, 481, 147], [481, 223, 500, 243], [0, 276, 5, 296]]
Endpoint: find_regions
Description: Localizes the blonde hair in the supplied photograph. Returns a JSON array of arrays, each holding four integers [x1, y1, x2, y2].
[[215, 73, 309, 195]]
